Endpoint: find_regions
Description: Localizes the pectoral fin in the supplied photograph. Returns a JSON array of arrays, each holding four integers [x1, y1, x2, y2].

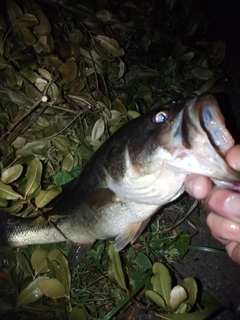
[[114, 218, 151, 252], [86, 188, 120, 211], [68, 241, 94, 268]]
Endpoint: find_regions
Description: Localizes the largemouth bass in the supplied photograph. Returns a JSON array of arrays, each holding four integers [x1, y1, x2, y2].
[[1, 93, 240, 267]]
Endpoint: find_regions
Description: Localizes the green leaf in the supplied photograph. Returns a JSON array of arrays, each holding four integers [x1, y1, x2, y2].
[[180, 277, 198, 307], [108, 243, 127, 290], [0, 198, 8, 207], [156, 303, 221, 320], [38, 278, 65, 299], [191, 67, 214, 80], [145, 290, 167, 309], [69, 166, 82, 178], [194, 77, 216, 96], [188, 19, 200, 36], [54, 171, 72, 186], [179, 52, 195, 61], [208, 40, 226, 65], [0, 181, 21, 200], [172, 230, 192, 260], [19, 26, 36, 45], [59, 60, 78, 81], [25, 159, 42, 197], [4, 202, 23, 214], [16, 252, 33, 276], [0, 55, 8, 70], [83, 16, 102, 31], [69, 29, 84, 44], [1, 164, 23, 184], [6, 67, 17, 87], [20, 68, 38, 83], [96, 10, 112, 22], [69, 307, 88, 320], [30, 248, 50, 273], [4, 89, 34, 106], [7, 0, 23, 24], [35, 77, 48, 92], [61, 153, 74, 172], [114, 99, 128, 116], [36, 116, 50, 127], [127, 110, 140, 120], [135, 253, 152, 271], [16, 140, 50, 158], [32, 4, 52, 35], [151, 262, 172, 307], [17, 276, 48, 307], [0, 141, 11, 157], [16, 14, 39, 27], [95, 35, 124, 57], [91, 117, 105, 142], [47, 82, 59, 97], [51, 135, 72, 152], [38, 68, 51, 80], [176, 302, 188, 314], [35, 185, 62, 208], [47, 249, 71, 297], [89, 242, 105, 260]]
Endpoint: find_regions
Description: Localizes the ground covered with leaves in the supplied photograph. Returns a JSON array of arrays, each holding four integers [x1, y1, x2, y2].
[[0, 0, 239, 319]]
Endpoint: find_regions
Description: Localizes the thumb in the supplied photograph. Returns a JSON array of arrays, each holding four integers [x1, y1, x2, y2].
[[226, 145, 240, 171]]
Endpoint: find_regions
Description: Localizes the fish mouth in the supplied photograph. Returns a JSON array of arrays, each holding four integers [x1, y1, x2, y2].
[[198, 94, 234, 154], [168, 93, 240, 184], [181, 94, 235, 155]]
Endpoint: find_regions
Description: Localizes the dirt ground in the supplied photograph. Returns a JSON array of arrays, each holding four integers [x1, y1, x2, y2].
[[174, 205, 240, 320]]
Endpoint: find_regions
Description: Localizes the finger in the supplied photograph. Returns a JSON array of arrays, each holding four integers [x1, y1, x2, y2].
[[225, 241, 240, 264], [226, 145, 240, 171], [207, 212, 240, 243], [205, 189, 240, 223], [184, 174, 212, 199]]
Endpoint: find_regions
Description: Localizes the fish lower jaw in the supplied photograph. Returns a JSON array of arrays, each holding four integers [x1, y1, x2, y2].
[[167, 153, 215, 176], [169, 148, 240, 183]]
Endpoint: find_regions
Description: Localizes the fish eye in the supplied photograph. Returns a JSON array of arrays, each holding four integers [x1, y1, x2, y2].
[[153, 111, 168, 123]]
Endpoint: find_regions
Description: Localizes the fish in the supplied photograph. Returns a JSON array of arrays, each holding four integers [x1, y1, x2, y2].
[[0, 93, 240, 267]]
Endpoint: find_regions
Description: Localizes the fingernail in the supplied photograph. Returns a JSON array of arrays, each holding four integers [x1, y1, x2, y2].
[[224, 194, 240, 217]]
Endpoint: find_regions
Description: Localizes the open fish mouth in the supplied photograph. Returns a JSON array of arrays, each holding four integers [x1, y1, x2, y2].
[[180, 94, 235, 155], [198, 95, 234, 154], [168, 94, 240, 187]]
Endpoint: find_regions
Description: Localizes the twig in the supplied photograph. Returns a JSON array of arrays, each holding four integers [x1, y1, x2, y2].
[[20, 104, 49, 136], [0, 82, 51, 141], [161, 200, 199, 234], [50, 105, 82, 115], [42, 110, 85, 140]]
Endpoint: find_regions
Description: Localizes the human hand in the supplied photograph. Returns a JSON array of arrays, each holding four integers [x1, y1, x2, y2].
[[184, 145, 240, 264]]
